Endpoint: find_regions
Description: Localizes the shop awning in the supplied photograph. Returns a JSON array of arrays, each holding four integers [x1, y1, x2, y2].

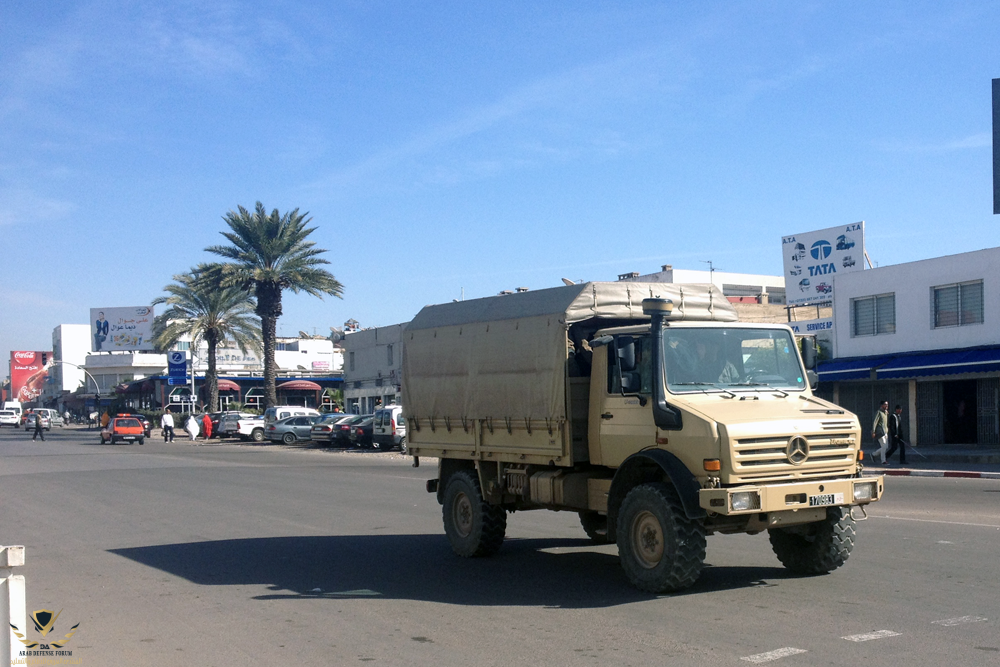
[[216, 379, 241, 392], [877, 347, 1000, 380], [277, 380, 322, 391], [816, 357, 891, 382]]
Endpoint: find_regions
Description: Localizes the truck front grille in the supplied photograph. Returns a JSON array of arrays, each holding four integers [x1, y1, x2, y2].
[[731, 424, 856, 482]]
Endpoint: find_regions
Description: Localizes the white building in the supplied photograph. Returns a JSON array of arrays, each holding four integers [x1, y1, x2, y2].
[[47, 324, 92, 399], [619, 263, 787, 304], [818, 246, 1000, 448], [342, 324, 405, 414]]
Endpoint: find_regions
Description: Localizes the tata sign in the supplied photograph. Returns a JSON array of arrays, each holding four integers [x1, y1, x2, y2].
[[781, 222, 865, 306]]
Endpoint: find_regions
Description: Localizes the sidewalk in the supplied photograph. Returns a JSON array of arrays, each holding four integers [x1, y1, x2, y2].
[[863, 444, 1000, 479]]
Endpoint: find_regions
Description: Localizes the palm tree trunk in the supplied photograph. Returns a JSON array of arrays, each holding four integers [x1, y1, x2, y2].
[[206, 331, 219, 412], [256, 283, 282, 410]]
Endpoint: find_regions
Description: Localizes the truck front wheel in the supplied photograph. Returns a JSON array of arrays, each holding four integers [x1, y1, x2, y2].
[[617, 483, 706, 593], [768, 506, 855, 575], [442, 470, 506, 558]]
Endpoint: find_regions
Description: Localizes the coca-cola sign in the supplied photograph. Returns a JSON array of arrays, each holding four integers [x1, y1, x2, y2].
[[10, 351, 51, 404]]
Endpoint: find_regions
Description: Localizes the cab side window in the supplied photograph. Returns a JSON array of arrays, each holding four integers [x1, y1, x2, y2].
[[607, 336, 652, 395]]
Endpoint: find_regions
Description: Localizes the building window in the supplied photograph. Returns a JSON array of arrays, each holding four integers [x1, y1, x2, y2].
[[276, 343, 287, 351], [933, 280, 984, 328], [387, 344, 394, 366], [349, 351, 355, 372], [175, 341, 190, 351], [851, 294, 895, 336]]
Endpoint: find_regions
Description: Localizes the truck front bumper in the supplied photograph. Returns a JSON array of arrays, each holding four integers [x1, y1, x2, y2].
[[699, 476, 883, 516]]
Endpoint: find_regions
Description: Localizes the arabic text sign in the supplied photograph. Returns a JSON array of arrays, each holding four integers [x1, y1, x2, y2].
[[781, 222, 865, 306], [91, 306, 155, 351]]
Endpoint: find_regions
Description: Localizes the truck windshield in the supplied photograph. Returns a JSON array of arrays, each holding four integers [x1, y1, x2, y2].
[[663, 328, 805, 394]]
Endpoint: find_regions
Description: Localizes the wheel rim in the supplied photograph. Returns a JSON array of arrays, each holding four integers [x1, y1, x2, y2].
[[452, 491, 473, 538], [283, 433, 295, 444], [631, 510, 664, 569]]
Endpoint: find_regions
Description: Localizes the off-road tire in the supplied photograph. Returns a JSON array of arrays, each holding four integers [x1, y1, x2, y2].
[[282, 432, 296, 444], [442, 470, 506, 558], [616, 482, 706, 593], [768, 506, 855, 574], [251, 428, 264, 442], [579, 511, 610, 544]]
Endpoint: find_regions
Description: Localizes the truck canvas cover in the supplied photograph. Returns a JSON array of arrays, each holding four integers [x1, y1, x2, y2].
[[403, 282, 737, 423]]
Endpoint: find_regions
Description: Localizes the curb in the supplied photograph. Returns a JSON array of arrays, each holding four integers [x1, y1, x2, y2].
[[864, 469, 1000, 479]]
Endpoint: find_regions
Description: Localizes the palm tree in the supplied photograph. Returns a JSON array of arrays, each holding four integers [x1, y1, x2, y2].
[[152, 264, 262, 413], [205, 202, 344, 409]]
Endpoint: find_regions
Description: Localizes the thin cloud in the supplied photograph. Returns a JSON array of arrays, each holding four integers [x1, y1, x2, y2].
[[0, 188, 75, 227]]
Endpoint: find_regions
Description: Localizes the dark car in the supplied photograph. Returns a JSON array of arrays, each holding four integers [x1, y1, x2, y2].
[[348, 416, 374, 448], [121, 413, 152, 437], [331, 415, 369, 447], [310, 413, 357, 446]]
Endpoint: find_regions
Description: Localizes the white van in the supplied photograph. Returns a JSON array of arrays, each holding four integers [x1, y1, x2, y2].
[[263, 406, 321, 424], [372, 405, 406, 452], [3, 402, 22, 419]]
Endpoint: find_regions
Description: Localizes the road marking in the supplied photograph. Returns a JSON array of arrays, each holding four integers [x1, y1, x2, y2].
[[933, 616, 987, 627], [741, 647, 808, 663], [868, 515, 1000, 529], [842, 630, 902, 642]]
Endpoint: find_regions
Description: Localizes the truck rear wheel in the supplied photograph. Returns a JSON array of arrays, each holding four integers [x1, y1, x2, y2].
[[768, 506, 855, 574], [616, 483, 706, 593], [578, 511, 609, 544], [251, 428, 264, 442], [442, 470, 506, 558]]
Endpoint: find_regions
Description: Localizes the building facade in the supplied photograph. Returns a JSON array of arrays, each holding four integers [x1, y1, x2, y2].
[[817, 247, 1000, 448], [342, 323, 405, 414]]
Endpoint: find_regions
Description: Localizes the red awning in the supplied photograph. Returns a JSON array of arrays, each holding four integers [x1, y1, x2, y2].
[[217, 379, 241, 392], [277, 380, 322, 391]]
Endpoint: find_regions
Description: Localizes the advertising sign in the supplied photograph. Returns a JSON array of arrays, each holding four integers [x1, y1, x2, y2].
[[168, 351, 188, 386], [781, 222, 865, 306], [10, 351, 52, 404], [90, 306, 155, 352]]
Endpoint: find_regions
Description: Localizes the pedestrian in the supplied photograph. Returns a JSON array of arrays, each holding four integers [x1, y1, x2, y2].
[[201, 413, 213, 439], [185, 414, 200, 441], [885, 404, 908, 465], [161, 411, 175, 442], [871, 400, 889, 466], [31, 411, 45, 442]]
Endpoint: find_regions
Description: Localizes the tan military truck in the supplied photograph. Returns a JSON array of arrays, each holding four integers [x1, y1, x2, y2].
[[403, 282, 883, 592]]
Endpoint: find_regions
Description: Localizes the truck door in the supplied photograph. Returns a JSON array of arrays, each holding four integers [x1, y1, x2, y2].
[[590, 336, 656, 468]]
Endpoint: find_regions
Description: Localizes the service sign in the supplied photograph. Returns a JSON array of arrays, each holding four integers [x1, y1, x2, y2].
[[781, 222, 865, 306], [90, 306, 155, 352], [10, 350, 52, 403]]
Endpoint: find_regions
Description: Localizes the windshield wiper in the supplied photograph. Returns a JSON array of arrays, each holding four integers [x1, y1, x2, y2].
[[672, 382, 715, 386], [725, 382, 769, 387]]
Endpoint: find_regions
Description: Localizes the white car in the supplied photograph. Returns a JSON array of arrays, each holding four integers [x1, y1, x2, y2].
[[0, 410, 19, 427], [372, 405, 407, 452], [236, 416, 266, 442]]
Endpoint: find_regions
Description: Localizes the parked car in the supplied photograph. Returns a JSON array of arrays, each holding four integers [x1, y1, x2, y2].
[[100, 415, 145, 445], [266, 415, 320, 444], [213, 411, 257, 438], [263, 406, 320, 424], [348, 416, 375, 448], [237, 415, 267, 442], [0, 410, 20, 427], [372, 406, 406, 452], [23, 412, 52, 431], [310, 413, 357, 445], [331, 415, 369, 447]]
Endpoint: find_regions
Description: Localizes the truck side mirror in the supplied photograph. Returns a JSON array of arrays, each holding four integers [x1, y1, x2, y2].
[[616, 337, 636, 372], [801, 337, 816, 370], [807, 370, 819, 391]]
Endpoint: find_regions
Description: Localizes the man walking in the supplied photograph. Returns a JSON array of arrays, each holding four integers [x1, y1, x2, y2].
[[30, 411, 45, 442], [161, 411, 175, 442], [885, 404, 908, 465], [871, 400, 889, 466]]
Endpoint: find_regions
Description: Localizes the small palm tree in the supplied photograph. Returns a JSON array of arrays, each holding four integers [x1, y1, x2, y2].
[[153, 264, 262, 412], [206, 202, 343, 409]]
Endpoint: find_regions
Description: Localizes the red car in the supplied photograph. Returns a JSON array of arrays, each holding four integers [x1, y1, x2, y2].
[[101, 415, 146, 445]]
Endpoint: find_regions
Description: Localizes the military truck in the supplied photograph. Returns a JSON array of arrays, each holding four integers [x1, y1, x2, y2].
[[403, 282, 883, 593]]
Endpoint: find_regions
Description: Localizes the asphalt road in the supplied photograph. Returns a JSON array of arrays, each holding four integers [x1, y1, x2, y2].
[[1, 426, 998, 666]]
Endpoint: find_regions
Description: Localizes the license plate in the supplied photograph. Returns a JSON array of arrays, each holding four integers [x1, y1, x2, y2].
[[809, 493, 843, 507], [122, 436, 136, 440]]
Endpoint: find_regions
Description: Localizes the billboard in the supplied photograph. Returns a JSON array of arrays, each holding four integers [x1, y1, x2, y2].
[[10, 350, 52, 404], [90, 306, 155, 352], [781, 222, 865, 306]]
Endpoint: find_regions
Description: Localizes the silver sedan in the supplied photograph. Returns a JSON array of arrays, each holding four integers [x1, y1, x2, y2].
[[265, 415, 320, 444]]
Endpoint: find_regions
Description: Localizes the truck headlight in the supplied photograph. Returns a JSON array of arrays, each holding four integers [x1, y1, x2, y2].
[[853, 481, 877, 502], [731, 491, 760, 512]]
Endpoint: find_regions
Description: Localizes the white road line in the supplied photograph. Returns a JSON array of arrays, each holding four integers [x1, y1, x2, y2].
[[741, 647, 808, 663], [842, 630, 902, 642], [867, 515, 1000, 529], [932, 616, 987, 627]]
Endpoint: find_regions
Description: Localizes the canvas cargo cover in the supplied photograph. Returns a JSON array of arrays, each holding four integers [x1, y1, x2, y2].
[[403, 282, 736, 423]]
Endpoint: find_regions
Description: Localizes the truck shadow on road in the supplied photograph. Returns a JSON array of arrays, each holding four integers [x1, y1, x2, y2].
[[111, 534, 788, 608]]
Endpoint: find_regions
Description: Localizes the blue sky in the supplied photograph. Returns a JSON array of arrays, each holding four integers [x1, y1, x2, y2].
[[1, 1, 997, 367]]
